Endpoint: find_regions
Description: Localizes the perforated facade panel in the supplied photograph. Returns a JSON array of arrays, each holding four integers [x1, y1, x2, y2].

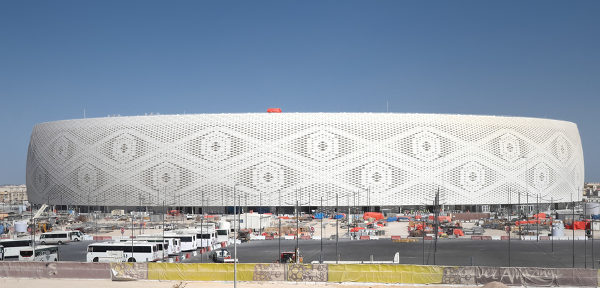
[[26, 113, 584, 206]]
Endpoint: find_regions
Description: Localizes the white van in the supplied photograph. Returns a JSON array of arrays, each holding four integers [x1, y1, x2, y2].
[[19, 245, 59, 261], [68, 231, 83, 241], [39, 231, 71, 245]]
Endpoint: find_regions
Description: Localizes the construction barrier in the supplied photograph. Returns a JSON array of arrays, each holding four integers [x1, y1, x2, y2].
[[148, 263, 254, 281], [328, 264, 443, 284], [393, 238, 419, 243]]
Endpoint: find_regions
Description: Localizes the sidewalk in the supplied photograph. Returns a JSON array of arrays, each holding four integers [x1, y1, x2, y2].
[[0, 278, 482, 288]]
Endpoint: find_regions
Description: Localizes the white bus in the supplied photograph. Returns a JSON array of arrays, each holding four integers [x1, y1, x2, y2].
[[19, 245, 59, 262], [118, 239, 167, 260], [39, 231, 71, 245], [87, 242, 160, 263], [179, 229, 214, 249], [135, 236, 180, 256], [0, 239, 32, 258], [163, 233, 196, 251]]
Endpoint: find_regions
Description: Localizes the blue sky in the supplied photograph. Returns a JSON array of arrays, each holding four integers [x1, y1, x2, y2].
[[0, 1, 598, 184]]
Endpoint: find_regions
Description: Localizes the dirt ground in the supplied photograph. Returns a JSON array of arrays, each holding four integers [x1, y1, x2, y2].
[[0, 278, 481, 288]]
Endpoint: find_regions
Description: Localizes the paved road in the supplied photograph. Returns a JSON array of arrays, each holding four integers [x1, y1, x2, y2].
[[29, 238, 600, 269], [185, 239, 600, 268]]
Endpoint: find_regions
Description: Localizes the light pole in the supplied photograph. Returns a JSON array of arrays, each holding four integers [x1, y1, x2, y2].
[[320, 196, 323, 263], [336, 193, 339, 264], [295, 198, 299, 264], [347, 193, 350, 240], [259, 192, 262, 235], [585, 197, 587, 268], [233, 184, 238, 288], [508, 187, 511, 267], [572, 193, 575, 268], [201, 192, 204, 263], [536, 194, 539, 242], [278, 190, 281, 261]]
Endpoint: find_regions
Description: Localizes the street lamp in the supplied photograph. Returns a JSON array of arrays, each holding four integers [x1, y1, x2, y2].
[[233, 183, 239, 288]]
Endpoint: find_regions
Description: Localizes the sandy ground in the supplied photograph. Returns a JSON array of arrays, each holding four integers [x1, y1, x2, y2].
[[2, 215, 590, 242], [0, 278, 481, 288], [75, 217, 590, 240]]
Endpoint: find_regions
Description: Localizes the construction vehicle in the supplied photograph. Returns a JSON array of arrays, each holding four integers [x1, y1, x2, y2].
[[237, 229, 251, 243], [279, 248, 303, 263], [168, 210, 181, 216]]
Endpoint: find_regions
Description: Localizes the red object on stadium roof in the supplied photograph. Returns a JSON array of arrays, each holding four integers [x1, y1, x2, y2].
[[267, 108, 282, 113]]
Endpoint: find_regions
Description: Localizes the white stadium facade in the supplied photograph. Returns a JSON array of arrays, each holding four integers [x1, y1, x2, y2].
[[26, 113, 584, 211]]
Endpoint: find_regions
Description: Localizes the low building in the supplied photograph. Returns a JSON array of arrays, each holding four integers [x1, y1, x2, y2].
[[0, 185, 27, 204]]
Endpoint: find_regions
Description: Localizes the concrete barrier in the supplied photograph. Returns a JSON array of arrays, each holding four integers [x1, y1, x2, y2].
[[359, 235, 370, 240], [471, 236, 482, 240], [441, 266, 597, 287], [481, 236, 492, 240], [391, 235, 402, 240], [92, 236, 112, 241], [0, 260, 597, 287], [0, 262, 111, 279], [110, 263, 147, 281]]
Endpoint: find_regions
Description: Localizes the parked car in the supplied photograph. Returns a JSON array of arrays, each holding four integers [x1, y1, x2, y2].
[[211, 248, 235, 263]]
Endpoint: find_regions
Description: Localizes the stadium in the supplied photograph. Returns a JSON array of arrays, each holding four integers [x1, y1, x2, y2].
[[26, 113, 584, 211]]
